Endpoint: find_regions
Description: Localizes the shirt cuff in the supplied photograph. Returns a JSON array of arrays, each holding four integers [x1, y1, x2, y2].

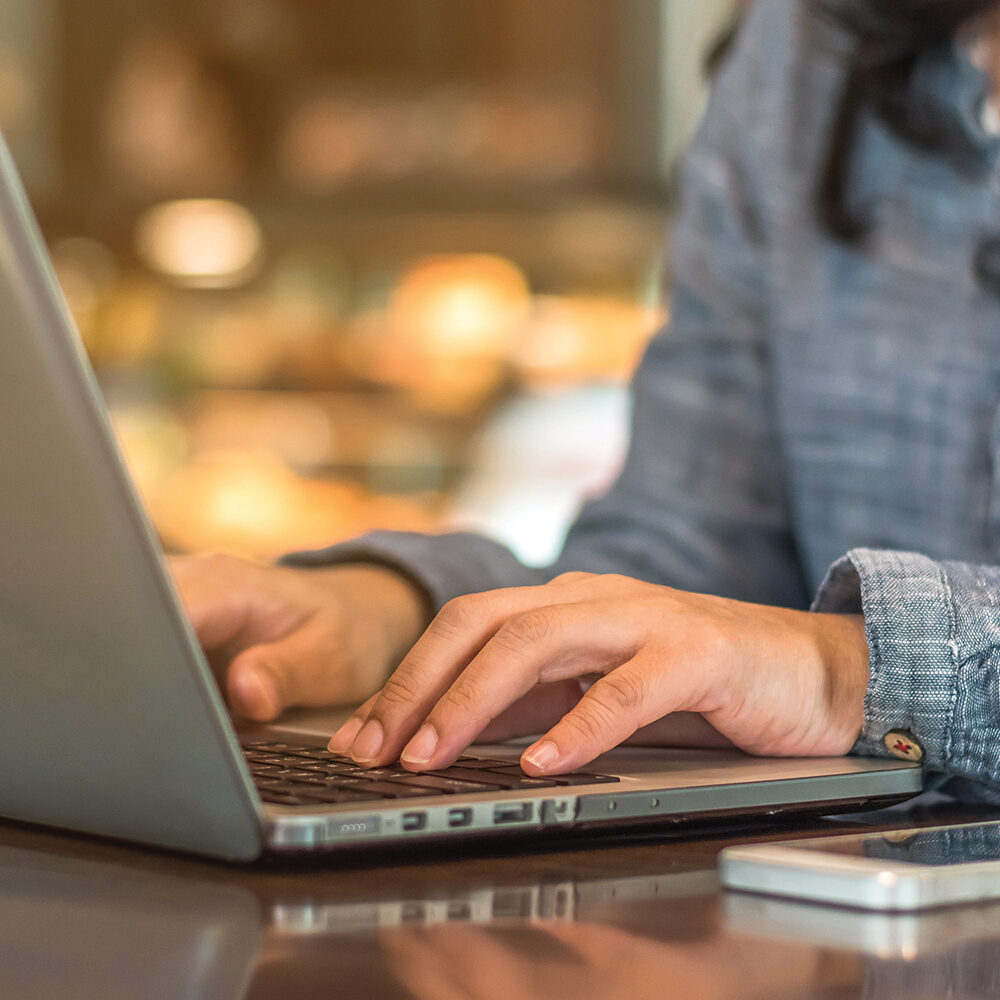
[[812, 548, 958, 771]]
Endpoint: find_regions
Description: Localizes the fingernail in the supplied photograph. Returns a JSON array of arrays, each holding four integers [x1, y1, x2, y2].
[[522, 740, 560, 772], [328, 716, 364, 754], [231, 668, 278, 720], [350, 719, 384, 763], [401, 725, 439, 766]]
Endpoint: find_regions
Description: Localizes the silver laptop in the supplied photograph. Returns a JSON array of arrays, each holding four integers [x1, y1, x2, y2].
[[0, 132, 923, 861]]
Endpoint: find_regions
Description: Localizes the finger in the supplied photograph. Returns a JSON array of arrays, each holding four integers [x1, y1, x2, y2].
[[327, 692, 379, 753], [344, 585, 577, 766], [397, 601, 640, 770], [521, 656, 682, 774], [475, 679, 585, 743]]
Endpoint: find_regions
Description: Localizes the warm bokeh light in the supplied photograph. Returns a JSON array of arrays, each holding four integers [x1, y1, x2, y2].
[[150, 448, 439, 558], [513, 296, 664, 388], [153, 449, 359, 555], [135, 199, 264, 288], [0, 54, 34, 131], [109, 404, 189, 502], [92, 277, 165, 367], [188, 393, 335, 470], [49, 237, 120, 344], [391, 253, 530, 351], [361, 253, 532, 411]]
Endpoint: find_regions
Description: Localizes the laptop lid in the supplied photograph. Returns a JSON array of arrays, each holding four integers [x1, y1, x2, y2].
[[0, 133, 265, 860]]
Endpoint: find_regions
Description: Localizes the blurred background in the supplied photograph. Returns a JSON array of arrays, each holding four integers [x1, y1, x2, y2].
[[0, 0, 737, 565]]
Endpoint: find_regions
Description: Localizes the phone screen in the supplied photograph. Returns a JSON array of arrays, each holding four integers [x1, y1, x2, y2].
[[784, 822, 1000, 867]]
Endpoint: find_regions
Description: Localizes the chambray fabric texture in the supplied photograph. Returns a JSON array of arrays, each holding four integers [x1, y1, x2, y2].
[[286, 0, 1000, 800]]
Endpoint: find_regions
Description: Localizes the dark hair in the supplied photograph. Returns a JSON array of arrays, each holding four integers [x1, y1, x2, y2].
[[815, 0, 1000, 239]]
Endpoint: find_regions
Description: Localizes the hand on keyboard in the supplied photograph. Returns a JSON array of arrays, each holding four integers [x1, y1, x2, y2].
[[327, 572, 869, 776], [168, 553, 426, 721]]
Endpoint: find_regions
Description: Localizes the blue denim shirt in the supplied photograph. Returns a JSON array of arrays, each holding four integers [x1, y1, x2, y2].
[[289, 0, 1000, 801]]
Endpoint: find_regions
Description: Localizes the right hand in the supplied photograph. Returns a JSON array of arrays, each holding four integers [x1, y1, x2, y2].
[[167, 553, 427, 721], [381, 920, 836, 1000]]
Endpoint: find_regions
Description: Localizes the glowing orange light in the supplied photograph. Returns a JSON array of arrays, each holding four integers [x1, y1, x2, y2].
[[135, 199, 263, 288]]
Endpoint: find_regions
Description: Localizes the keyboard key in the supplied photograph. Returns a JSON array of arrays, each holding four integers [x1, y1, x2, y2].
[[470, 764, 533, 775], [388, 774, 503, 795], [429, 767, 560, 789], [341, 780, 441, 799], [272, 755, 323, 767], [281, 773, 342, 787], [468, 763, 620, 786], [289, 787, 385, 804]]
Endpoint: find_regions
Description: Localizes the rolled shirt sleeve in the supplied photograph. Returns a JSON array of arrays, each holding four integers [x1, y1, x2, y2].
[[814, 549, 1000, 802]]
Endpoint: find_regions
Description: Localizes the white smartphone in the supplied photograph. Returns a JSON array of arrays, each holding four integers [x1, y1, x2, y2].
[[723, 890, 1000, 958], [719, 820, 1000, 911]]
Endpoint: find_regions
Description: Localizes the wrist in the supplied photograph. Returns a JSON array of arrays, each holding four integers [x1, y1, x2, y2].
[[812, 612, 870, 752]]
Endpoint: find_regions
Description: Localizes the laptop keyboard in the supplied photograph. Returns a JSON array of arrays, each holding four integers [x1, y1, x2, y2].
[[242, 739, 619, 807]]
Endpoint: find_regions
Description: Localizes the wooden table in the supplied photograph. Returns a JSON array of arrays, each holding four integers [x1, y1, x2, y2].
[[2, 797, 998, 999]]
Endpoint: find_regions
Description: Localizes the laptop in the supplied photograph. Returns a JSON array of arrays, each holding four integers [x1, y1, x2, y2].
[[0, 132, 923, 861]]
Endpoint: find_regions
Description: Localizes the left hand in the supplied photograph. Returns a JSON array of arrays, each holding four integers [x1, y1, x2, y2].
[[327, 572, 870, 775]]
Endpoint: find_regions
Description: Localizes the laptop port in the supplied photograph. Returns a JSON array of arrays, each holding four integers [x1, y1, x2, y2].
[[493, 803, 532, 824], [402, 812, 427, 832], [447, 808, 473, 828]]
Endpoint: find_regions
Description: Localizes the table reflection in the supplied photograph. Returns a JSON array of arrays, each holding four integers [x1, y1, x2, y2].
[[379, 922, 826, 1000], [0, 845, 259, 1000], [1, 833, 1000, 1000]]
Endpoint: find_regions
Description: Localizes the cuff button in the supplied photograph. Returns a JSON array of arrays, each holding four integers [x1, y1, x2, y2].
[[883, 729, 924, 762]]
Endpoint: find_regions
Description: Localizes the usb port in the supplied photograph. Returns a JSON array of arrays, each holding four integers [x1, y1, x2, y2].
[[402, 812, 426, 832], [493, 803, 532, 824], [447, 808, 473, 828]]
